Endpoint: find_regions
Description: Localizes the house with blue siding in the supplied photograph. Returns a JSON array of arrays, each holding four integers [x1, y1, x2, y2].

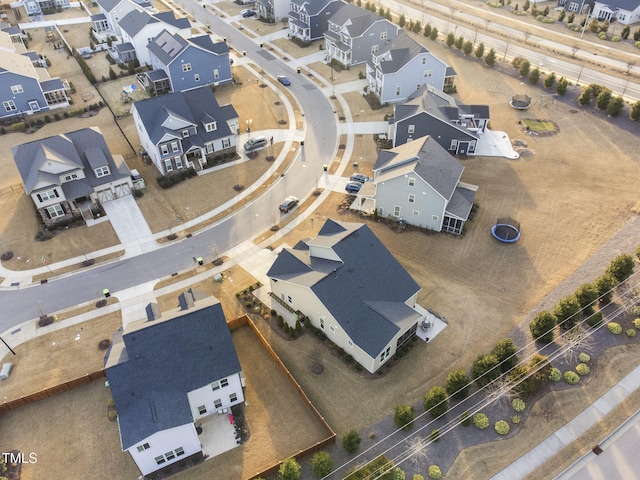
[[0, 32, 69, 120], [288, 0, 346, 42], [96, 0, 154, 38], [324, 4, 399, 67], [373, 136, 477, 234], [132, 86, 239, 175], [592, 0, 640, 24], [144, 30, 232, 93], [388, 85, 489, 155], [366, 31, 456, 105], [18, 0, 70, 16], [117, 9, 191, 66], [105, 291, 245, 477]]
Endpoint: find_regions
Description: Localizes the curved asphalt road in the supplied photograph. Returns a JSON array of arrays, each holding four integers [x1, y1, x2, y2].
[[0, 9, 337, 329]]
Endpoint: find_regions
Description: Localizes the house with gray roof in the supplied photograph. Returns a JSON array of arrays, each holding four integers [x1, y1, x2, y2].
[[17, 0, 70, 17], [592, 0, 640, 24], [257, 0, 290, 22], [96, 0, 153, 38], [116, 9, 191, 66], [11, 127, 133, 226], [366, 31, 456, 105], [324, 3, 399, 67], [372, 135, 477, 234], [143, 30, 231, 94], [105, 291, 245, 477], [132, 86, 239, 175], [288, 0, 346, 42], [388, 85, 489, 156], [267, 218, 425, 373]]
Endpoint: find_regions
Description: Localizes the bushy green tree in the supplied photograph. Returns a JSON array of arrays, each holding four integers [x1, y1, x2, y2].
[[446, 32, 455, 47], [529, 310, 556, 343], [475, 42, 485, 58], [518, 59, 531, 77], [575, 283, 599, 314], [595, 88, 612, 110], [595, 273, 617, 303], [492, 338, 519, 373], [629, 100, 640, 120], [471, 353, 500, 386], [621, 25, 631, 39], [429, 27, 439, 41], [553, 295, 581, 330], [312, 451, 333, 478], [423, 385, 449, 417], [279, 457, 301, 480], [446, 368, 471, 399], [606, 253, 635, 282], [346, 455, 393, 480], [523, 0, 530, 11], [342, 429, 361, 453], [462, 40, 473, 55], [485, 48, 496, 66], [556, 76, 569, 95], [578, 87, 592, 106], [394, 405, 416, 430], [607, 96, 625, 117], [412, 20, 422, 33], [454, 35, 464, 49], [423, 24, 432, 37], [109, 66, 117, 80], [529, 66, 540, 84], [399, 13, 406, 27], [544, 71, 556, 88], [558, 10, 565, 22]]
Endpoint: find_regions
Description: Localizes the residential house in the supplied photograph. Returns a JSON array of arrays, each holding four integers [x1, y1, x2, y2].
[[592, 0, 640, 24], [267, 218, 425, 373], [95, 0, 153, 38], [11, 127, 133, 226], [18, 0, 70, 16], [288, 0, 346, 42], [257, 0, 290, 22], [324, 4, 399, 67], [388, 85, 489, 155], [556, 0, 593, 14], [132, 86, 239, 175], [372, 135, 477, 234], [117, 9, 191, 66], [366, 31, 456, 105], [0, 31, 69, 120], [143, 29, 232, 94], [105, 290, 245, 477]]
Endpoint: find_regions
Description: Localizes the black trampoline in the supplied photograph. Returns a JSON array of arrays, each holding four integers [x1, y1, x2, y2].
[[492, 217, 521, 243]]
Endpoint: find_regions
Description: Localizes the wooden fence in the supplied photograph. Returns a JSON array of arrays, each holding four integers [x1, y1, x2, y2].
[[0, 183, 24, 197]]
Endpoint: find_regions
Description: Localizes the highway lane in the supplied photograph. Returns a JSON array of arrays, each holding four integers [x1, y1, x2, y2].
[[0, 9, 337, 330]]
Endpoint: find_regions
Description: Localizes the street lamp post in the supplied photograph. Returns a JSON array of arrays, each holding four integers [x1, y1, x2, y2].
[[581, 6, 591, 39], [246, 118, 252, 137]]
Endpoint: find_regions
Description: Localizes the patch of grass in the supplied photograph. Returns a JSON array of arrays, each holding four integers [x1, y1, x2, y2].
[[521, 118, 556, 132]]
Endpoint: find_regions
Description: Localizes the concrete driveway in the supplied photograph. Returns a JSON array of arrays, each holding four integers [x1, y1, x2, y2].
[[101, 195, 155, 254]]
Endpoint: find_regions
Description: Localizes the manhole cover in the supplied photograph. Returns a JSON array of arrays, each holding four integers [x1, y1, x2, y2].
[[569, 109, 578, 114]]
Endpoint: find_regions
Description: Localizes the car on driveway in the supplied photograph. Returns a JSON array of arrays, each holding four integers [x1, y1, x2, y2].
[[350, 173, 369, 183], [277, 75, 291, 86], [241, 9, 256, 17], [279, 196, 299, 213], [345, 182, 362, 194]]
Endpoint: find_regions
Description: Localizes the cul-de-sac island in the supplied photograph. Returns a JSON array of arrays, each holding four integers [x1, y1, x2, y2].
[[1, 0, 640, 478]]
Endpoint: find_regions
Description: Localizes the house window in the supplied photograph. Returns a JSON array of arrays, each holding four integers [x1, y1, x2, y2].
[[421, 57, 426, 64], [197, 405, 207, 415], [164, 159, 173, 172], [136, 443, 150, 453], [408, 194, 415, 203], [161, 145, 169, 155], [39, 189, 58, 201], [413, 210, 420, 216], [171, 141, 179, 152], [95, 166, 110, 177], [220, 378, 229, 388], [348, 340, 353, 347], [182, 63, 192, 72], [432, 215, 439, 222], [393, 205, 401, 217], [371, 45, 378, 54], [450, 139, 458, 150], [205, 143, 214, 154], [214, 398, 222, 409], [29, 100, 40, 111], [182, 130, 189, 138], [408, 125, 415, 134], [222, 138, 230, 148], [205, 122, 217, 132], [46, 204, 65, 218], [64, 173, 78, 181], [175, 447, 185, 457], [395, 86, 401, 96], [229, 392, 238, 402], [155, 456, 165, 465], [380, 31, 387, 40], [3, 100, 16, 112], [320, 317, 325, 330], [287, 295, 292, 304], [175, 157, 183, 169], [165, 451, 175, 461], [424, 70, 432, 78], [194, 73, 200, 82], [408, 177, 415, 187], [214, 69, 219, 80], [380, 346, 391, 362], [212, 381, 220, 391], [329, 325, 336, 333], [11, 85, 23, 94]]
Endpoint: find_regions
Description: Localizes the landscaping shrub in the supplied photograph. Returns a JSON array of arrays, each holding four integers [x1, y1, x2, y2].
[[605, 253, 634, 282], [461, 410, 471, 426], [428, 465, 442, 479], [627, 329, 637, 337], [394, 405, 416, 430], [512, 398, 525, 412], [345, 455, 391, 479], [511, 415, 521, 424], [473, 413, 489, 429], [471, 353, 500, 386], [492, 338, 519, 373], [445, 368, 471, 399], [607, 322, 622, 334], [564, 371, 580, 385], [429, 429, 440, 442], [529, 310, 557, 343], [279, 457, 301, 480], [576, 363, 590, 376], [587, 311, 603, 327], [342, 429, 361, 453], [495, 420, 510, 435], [579, 352, 591, 363], [553, 295, 581, 330], [634, 318, 640, 329], [423, 386, 449, 418], [311, 451, 333, 478], [11, 122, 26, 132], [413, 475, 425, 480]]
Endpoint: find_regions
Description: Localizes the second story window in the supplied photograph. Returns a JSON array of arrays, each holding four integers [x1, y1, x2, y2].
[[182, 63, 192, 72], [380, 31, 387, 40], [171, 142, 179, 152], [11, 85, 23, 94], [95, 166, 110, 178]]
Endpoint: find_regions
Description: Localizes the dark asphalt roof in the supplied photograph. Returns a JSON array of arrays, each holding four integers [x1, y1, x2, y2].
[[148, 30, 228, 65], [445, 183, 477, 221], [268, 219, 421, 357], [105, 293, 242, 450], [374, 31, 427, 74], [328, 3, 384, 37]]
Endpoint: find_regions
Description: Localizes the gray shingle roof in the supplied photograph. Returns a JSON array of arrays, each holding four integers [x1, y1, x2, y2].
[[268, 219, 421, 357], [328, 3, 385, 37], [445, 183, 477, 221], [39, 78, 65, 92], [374, 31, 427, 74], [148, 30, 228, 66], [119, 9, 189, 38], [105, 293, 242, 450], [291, 0, 340, 16]]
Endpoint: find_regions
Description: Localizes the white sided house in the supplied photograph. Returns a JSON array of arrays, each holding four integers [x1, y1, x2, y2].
[[267, 219, 425, 373], [105, 290, 244, 476]]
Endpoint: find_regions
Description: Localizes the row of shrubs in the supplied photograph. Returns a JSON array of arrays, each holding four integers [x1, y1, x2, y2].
[[156, 168, 197, 189]]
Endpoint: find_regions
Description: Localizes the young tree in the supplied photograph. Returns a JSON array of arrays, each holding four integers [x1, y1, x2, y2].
[[423, 23, 432, 37], [578, 87, 592, 106], [621, 25, 631, 39], [429, 27, 439, 41], [454, 35, 464, 49], [471, 353, 501, 386], [462, 40, 473, 55], [606, 253, 635, 282], [543, 5, 549, 16], [553, 295, 582, 330], [446, 32, 455, 47], [556, 76, 569, 95], [446, 368, 471, 399], [575, 283, 599, 315], [630, 100, 640, 121], [485, 48, 496, 66], [279, 458, 301, 480], [607, 96, 625, 117], [595, 273, 617, 304], [474, 42, 485, 59], [423, 385, 449, 417], [523, 0, 530, 11], [399, 13, 406, 27], [312, 451, 333, 478], [558, 10, 565, 22], [518, 59, 531, 77], [544, 71, 556, 88], [413, 20, 422, 33], [342, 429, 361, 453], [568, 12, 575, 23], [529, 310, 557, 343], [109, 66, 117, 80], [394, 405, 416, 430], [529, 66, 540, 84], [595, 89, 612, 110], [492, 338, 519, 373]]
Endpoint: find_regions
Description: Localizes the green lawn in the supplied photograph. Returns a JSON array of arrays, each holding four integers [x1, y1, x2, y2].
[[521, 118, 556, 132]]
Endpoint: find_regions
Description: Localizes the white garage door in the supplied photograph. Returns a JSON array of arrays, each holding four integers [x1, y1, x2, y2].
[[97, 189, 114, 203], [115, 183, 132, 197]]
